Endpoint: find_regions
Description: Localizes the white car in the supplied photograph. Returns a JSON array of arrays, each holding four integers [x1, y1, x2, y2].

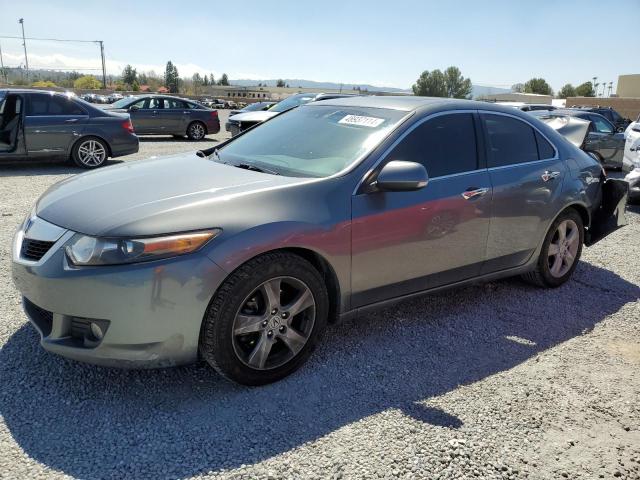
[[623, 114, 640, 201]]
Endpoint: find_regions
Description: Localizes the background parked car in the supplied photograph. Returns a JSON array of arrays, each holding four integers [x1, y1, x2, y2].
[[624, 114, 640, 201], [229, 101, 276, 117], [496, 101, 557, 112], [107, 92, 124, 103], [105, 94, 220, 140], [226, 92, 357, 136], [530, 109, 627, 170], [568, 106, 631, 131], [0, 89, 138, 168]]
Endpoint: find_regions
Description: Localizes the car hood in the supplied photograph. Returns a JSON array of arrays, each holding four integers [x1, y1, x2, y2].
[[36, 153, 308, 237], [228, 110, 279, 123], [536, 114, 590, 148]]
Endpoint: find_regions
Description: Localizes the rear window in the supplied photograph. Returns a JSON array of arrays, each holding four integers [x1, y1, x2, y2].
[[27, 94, 85, 116]]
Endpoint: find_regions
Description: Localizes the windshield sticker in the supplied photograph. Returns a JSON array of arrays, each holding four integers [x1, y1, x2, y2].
[[338, 115, 385, 128]]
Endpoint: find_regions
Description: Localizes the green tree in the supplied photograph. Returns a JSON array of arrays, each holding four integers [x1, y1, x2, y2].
[[202, 75, 209, 86], [209, 73, 215, 85], [511, 83, 525, 93], [31, 80, 57, 87], [575, 81, 595, 97], [164, 61, 179, 93], [192, 72, 203, 94], [276, 79, 286, 88], [412, 69, 447, 97], [74, 75, 102, 89], [217, 73, 230, 86], [122, 64, 137, 86], [524, 78, 553, 95], [557, 83, 577, 99], [443, 66, 472, 99]]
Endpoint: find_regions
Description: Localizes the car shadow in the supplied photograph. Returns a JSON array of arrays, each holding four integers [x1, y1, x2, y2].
[[0, 262, 637, 479], [0, 160, 124, 177], [137, 136, 222, 143]]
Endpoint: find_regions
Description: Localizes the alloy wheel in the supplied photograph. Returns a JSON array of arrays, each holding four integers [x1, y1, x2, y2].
[[77, 140, 106, 167], [548, 219, 580, 278], [232, 276, 316, 370], [189, 123, 205, 140]]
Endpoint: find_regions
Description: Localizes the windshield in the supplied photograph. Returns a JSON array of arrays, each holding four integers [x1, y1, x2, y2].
[[270, 94, 316, 113], [243, 102, 272, 112], [216, 105, 406, 177], [111, 97, 135, 108]]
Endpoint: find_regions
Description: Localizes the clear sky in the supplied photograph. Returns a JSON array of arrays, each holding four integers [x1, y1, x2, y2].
[[0, 0, 637, 91]]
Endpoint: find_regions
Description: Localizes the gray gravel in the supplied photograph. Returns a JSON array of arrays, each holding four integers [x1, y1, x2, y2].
[[0, 124, 639, 479]]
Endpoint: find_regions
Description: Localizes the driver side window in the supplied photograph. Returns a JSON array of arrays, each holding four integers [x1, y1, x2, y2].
[[590, 115, 613, 134]]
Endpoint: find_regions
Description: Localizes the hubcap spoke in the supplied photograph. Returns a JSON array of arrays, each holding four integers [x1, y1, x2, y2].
[[247, 335, 273, 369], [261, 279, 281, 312], [557, 221, 567, 242], [234, 314, 266, 335], [283, 289, 314, 317], [548, 243, 560, 256], [280, 327, 307, 354]]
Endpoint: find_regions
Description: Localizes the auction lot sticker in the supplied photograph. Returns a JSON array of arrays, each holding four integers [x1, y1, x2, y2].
[[339, 115, 385, 128]]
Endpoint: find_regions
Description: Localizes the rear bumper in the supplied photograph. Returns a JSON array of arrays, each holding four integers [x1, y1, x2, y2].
[[205, 119, 220, 134], [585, 178, 629, 246], [110, 133, 139, 158]]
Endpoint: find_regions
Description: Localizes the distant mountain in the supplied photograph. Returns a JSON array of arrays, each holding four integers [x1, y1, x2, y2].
[[231, 78, 410, 93], [471, 85, 512, 98], [231, 78, 511, 99]]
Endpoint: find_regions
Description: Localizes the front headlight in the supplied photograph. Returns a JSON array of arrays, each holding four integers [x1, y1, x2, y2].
[[65, 229, 221, 266]]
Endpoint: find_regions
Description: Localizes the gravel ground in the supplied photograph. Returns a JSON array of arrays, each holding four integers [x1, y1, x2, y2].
[[0, 124, 638, 479]]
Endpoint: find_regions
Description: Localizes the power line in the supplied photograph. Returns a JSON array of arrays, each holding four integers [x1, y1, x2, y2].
[[0, 35, 101, 43]]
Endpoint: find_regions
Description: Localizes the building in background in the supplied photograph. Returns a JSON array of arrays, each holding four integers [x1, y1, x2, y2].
[[475, 92, 553, 104], [616, 74, 640, 98]]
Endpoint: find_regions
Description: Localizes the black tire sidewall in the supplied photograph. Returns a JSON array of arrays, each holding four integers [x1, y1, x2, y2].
[[72, 137, 108, 169], [538, 210, 584, 287], [200, 253, 329, 386]]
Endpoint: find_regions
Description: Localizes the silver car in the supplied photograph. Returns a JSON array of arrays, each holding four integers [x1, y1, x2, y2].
[[11, 96, 627, 385]]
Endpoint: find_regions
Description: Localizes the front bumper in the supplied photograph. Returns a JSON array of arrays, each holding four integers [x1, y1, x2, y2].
[[11, 218, 227, 368]]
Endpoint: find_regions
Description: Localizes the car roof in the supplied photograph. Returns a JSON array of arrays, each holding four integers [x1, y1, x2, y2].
[[309, 95, 519, 113]]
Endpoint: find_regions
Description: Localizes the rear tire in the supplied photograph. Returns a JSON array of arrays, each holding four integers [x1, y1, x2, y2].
[[522, 209, 584, 288], [186, 121, 206, 140], [199, 252, 329, 386], [71, 137, 109, 169]]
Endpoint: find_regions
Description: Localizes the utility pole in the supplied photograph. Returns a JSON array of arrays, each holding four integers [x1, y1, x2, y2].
[[0, 40, 7, 84], [18, 18, 28, 81], [98, 40, 107, 89]]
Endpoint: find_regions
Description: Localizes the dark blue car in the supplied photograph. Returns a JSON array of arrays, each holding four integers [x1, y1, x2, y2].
[[0, 89, 139, 169]]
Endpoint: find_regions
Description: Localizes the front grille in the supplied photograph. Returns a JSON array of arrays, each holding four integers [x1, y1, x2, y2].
[[21, 238, 55, 261], [23, 297, 53, 336]]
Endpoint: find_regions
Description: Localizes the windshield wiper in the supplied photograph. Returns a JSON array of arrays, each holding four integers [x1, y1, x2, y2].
[[233, 163, 280, 175]]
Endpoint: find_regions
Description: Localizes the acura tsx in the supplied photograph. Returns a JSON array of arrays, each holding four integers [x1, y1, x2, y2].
[[11, 96, 627, 385]]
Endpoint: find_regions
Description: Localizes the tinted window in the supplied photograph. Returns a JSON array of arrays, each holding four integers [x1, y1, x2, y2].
[[590, 115, 614, 134], [387, 113, 478, 177], [165, 99, 187, 109], [482, 114, 538, 167], [49, 96, 84, 115], [535, 131, 555, 159], [597, 110, 614, 122]]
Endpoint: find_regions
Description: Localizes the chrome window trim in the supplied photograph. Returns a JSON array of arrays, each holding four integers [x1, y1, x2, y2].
[[477, 109, 560, 162], [352, 109, 479, 195]]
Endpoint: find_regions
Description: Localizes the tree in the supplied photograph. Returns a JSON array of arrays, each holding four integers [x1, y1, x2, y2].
[[192, 72, 203, 94], [412, 69, 447, 97], [218, 73, 229, 86], [524, 78, 553, 96], [511, 83, 525, 93], [122, 64, 137, 87], [575, 81, 595, 97], [74, 75, 102, 89], [202, 75, 209, 86], [443, 66, 472, 99], [276, 79, 286, 88], [209, 73, 215, 85], [164, 61, 179, 93], [31, 80, 57, 87], [557, 84, 577, 99]]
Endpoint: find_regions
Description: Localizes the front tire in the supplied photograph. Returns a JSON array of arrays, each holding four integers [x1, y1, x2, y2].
[[186, 121, 206, 140], [71, 137, 108, 169], [522, 209, 584, 288], [199, 252, 329, 385]]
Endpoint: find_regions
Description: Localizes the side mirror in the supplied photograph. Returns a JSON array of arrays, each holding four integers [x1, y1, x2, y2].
[[128, 105, 139, 112], [616, 126, 625, 133], [375, 160, 428, 192]]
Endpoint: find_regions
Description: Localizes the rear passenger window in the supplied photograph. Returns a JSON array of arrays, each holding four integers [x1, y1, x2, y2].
[[535, 131, 555, 159], [27, 94, 84, 116], [482, 114, 538, 167], [387, 113, 478, 177]]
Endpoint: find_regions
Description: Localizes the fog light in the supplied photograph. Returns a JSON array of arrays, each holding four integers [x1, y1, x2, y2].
[[90, 322, 104, 341]]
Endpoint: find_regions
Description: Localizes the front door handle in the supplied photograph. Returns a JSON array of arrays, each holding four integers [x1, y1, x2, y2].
[[461, 187, 489, 200], [65, 118, 78, 123], [541, 170, 560, 182]]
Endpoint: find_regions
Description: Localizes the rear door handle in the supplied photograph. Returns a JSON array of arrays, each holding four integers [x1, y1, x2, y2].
[[65, 118, 78, 123], [183, 111, 191, 115], [461, 187, 489, 200], [541, 171, 560, 182]]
